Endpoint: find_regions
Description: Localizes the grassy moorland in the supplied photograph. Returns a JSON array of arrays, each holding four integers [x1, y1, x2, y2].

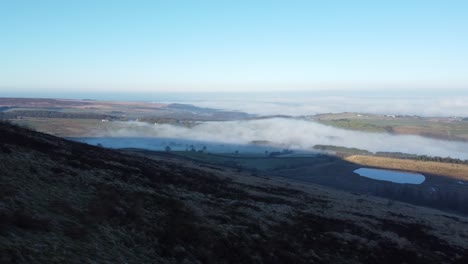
[[165, 151, 327, 171], [124, 149, 468, 215], [2, 121, 468, 263], [0, 98, 252, 137], [345, 155, 468, 181], [312, 112, 468, 141], [10, 118, 109, 137]]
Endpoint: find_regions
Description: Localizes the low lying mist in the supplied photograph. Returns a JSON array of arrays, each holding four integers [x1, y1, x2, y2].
[[99, 118, 468, 159], [173, 96, 468, 117]]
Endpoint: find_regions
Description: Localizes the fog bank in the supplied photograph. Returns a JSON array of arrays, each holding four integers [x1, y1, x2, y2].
[[177, 96, 468, 117], [100, 118, 468, 159]]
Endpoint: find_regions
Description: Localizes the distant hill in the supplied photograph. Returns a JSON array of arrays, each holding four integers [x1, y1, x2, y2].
[[1, 121, 467, 263], [166, 103, 251, 120], [312, 112, 468, 142], [0, 110, 120, 120]]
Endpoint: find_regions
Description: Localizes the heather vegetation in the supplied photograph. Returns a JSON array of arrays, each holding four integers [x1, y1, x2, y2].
[[1, 121, 468, 263]]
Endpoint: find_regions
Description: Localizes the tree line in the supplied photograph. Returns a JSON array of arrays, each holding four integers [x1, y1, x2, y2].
[[375, 151, 468, 164]]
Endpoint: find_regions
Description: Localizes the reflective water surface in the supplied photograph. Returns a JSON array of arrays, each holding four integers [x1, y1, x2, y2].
[[354, 168, 425, 184]]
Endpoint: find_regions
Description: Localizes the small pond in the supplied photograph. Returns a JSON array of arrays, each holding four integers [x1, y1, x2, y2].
[[354, 168, 425, 184]]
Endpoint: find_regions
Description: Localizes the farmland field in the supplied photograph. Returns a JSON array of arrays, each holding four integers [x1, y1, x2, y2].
[[345, 155, 468, 180], [312, 112, 468, 141]]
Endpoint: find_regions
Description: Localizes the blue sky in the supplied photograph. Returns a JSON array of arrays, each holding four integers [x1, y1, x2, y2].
[[1, 0, 467, 93]]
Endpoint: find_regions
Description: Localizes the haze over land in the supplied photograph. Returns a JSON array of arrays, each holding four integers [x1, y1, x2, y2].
[[2, 1, 468, 262], [177, 94, 468, 117], [3, 91, 468, 117], [2, 96, 467, 160], [100, 118, 468, 160]]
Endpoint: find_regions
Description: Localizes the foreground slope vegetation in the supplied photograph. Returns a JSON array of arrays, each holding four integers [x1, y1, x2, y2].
[[1, 121, 468, 263]]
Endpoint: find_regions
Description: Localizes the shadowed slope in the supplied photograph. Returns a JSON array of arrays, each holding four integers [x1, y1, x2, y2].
[[0, 121, 467, 263]]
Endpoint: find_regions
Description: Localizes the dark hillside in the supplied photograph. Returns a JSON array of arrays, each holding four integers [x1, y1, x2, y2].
[[1, 121, 467, 263]]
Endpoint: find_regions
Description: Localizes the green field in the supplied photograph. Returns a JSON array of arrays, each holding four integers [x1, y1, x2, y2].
[[312, 113, 468, 141], [160, 151, 328, 172]]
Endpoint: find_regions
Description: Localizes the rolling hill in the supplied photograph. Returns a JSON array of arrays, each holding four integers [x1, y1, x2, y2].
[[1, 121, 467, 263]]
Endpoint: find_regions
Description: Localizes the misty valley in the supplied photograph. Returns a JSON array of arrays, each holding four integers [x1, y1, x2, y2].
[[2, 97, 468, 263], [3, 2, 468, 262], [2, 97, 468, 217], [66, 134, 468, 215], [70, 137, 283, 154]]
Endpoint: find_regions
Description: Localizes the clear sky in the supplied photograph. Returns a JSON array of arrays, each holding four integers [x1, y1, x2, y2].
[[1, 0, 467, 93]]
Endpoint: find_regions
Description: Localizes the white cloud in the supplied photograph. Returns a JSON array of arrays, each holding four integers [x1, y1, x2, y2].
[[100, 119, 468, 160]]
